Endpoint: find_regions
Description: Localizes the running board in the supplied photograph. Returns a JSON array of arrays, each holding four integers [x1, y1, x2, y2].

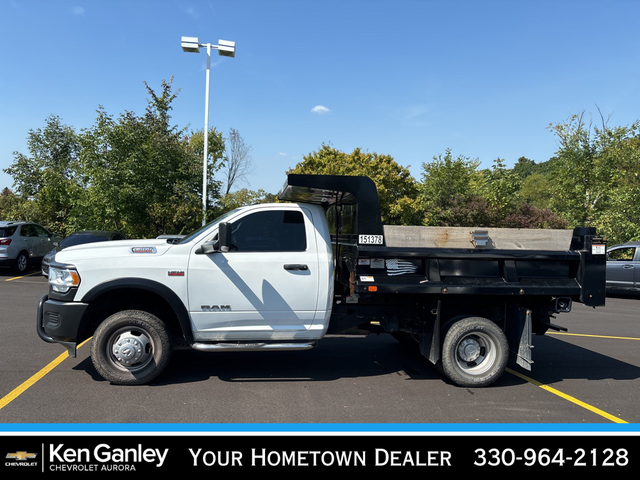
[[191, 342, 316, 352]]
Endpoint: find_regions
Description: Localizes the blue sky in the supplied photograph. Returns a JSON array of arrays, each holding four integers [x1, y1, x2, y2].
[[1, 0, 639, 196]]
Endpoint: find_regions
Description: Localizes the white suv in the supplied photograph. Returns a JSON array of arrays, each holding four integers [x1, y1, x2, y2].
[[0, 221, 61, 274]]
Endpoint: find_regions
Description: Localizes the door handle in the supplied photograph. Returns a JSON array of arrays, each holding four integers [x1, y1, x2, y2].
[[622, 265, 635, 269], [284, 264, 308, 271]]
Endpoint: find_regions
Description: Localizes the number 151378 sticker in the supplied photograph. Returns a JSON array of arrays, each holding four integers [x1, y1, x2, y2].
[[359, 235, 383, 245]]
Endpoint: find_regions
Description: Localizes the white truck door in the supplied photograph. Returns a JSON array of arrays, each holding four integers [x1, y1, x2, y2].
[[187, 206, 321, 340]]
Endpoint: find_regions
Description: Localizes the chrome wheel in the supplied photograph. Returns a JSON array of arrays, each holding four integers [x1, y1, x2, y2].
[[441, 316, 508, 387], [91, 310, 172, 385], [108, 327, 154, 371], [453, 331, 499, 377]]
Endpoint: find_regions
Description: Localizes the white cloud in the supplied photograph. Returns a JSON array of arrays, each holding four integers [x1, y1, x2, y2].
[[72, 6, 85, 15], [311, 105, 331, 115], [186, 7, 198, 20], [404, 105, 429, 121], [402, 104, 432, 127]]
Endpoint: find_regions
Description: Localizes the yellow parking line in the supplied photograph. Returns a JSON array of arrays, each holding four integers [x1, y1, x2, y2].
[[550, 331, 640, 341], [4, 271, 41, 281], [506, 368, 628, 424], [0, 339, 90, 411], [526, 330, 635, 423]]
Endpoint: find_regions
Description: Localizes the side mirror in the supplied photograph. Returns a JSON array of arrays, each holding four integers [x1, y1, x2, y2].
[[218, 222, 232, 252], [196, 222, 233, 255], [199, 241, 216, 255]]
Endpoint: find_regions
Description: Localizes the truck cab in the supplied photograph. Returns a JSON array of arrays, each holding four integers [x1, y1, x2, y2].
[[185, 202, 334, 342]]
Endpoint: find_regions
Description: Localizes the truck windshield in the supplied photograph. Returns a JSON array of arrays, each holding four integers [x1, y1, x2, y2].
[[177, 209, 241, 245]]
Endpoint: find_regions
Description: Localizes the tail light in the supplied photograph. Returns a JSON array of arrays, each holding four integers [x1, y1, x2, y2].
[[0, 239, 11, 246]]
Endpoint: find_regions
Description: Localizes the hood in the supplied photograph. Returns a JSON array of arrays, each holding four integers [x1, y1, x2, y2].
[[54, 238, 173, 264]]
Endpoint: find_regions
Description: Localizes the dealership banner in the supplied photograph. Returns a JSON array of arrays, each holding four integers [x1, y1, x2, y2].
[[1, 434, 635, 473]]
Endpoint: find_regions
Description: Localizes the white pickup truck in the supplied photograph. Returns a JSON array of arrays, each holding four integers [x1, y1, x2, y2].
[[37, 174, 606, 387]]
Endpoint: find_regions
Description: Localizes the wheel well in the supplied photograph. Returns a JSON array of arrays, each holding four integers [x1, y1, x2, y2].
[[79, 287, 189, 344], [439, 302, 506, 333]]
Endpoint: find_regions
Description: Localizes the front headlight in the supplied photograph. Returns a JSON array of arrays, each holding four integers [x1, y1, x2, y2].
[[48, 266, 81, 293]]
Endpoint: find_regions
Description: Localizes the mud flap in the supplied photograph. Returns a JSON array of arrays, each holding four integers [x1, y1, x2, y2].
[[507, 306, 533, 371], [419, 301, 441, 364]]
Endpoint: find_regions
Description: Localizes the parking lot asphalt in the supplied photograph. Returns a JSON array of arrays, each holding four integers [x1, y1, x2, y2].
[[0, 269, 638, 430]]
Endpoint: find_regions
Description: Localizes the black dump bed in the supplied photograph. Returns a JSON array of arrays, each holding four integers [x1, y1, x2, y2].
[[278, 174, 606, 307]]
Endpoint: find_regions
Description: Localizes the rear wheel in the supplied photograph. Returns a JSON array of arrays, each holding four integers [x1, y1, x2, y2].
[[13, 251, 29, 273], [91, 310, 172, 385], [440, 316, 508, 387]]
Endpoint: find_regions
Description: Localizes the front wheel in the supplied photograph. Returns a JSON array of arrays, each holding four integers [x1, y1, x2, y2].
[[91, 310, 172, 385], [440, 316, 508, 388]]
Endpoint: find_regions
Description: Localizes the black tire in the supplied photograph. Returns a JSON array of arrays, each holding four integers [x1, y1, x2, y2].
[[13, 251, 29, 273], [91, 310, 172, 385], [440, 316, 508, 388]]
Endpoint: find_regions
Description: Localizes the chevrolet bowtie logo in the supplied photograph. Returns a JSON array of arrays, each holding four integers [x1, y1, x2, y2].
[[7, 451, 37, 460]]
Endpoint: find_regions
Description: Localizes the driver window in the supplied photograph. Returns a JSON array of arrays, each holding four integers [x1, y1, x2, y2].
[[231, 210, 306, 252]]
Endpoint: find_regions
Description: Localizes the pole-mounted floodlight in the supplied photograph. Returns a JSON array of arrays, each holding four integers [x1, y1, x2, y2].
[[180, 36, 201, 53], [217, 40, 236, 58], [181, 36, 236, 225]]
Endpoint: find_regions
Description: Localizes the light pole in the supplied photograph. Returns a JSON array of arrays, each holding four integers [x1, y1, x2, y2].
[[181, 36, 236, 225]]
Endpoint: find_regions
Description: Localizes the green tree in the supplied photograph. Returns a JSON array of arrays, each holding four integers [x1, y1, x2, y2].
[[547, 113, 610, 225], [289, 143, 420, 225], [5, 79, 229, 238], [3, 115, 81, 233], [76, 79, 224, 237], [419, 149, 488, 226], [215, 188, 276, 215], [547, 112, 640, 243], [589, 131, 640, 244], [419, 151, 569, 229], [512, 156, 537, 179], [501, 203, 569, 229], [518, 172, 555, 209], [183, 127, 226, 222], [4, 114, 79, 198], [480, 158, 521, 224], [0, 188, 22, 220]]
